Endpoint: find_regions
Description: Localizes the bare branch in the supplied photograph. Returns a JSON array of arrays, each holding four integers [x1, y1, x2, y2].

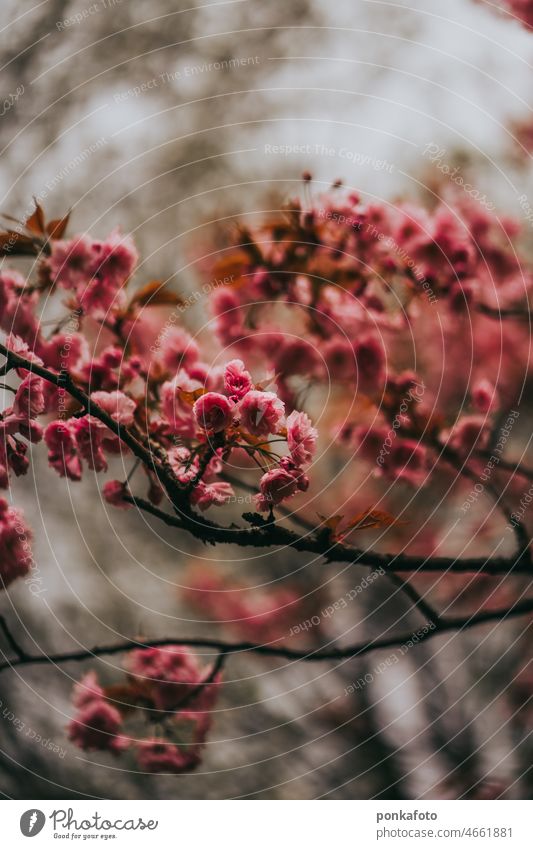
[[0, 598, 531, 673]]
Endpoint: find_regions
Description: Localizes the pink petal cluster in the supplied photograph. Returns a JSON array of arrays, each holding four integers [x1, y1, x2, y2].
[[0, 372, 45, 488], [193, 391, 235, 433], [68, 672, 128, 754], [102, 479, 131, 509], [0, 499, 33, 589], [183, 568, 308, 643], [286, 410, 318, 466], [90, 390, 136, 425], [47, 229, 138, 318], [224, 358, 253, 399], [489, 0, 533, 29], [238, 390, 285, 436], [69, 647, 222, 773]]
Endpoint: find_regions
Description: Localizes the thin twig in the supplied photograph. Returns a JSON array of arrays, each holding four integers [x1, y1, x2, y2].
[[126, 495, 531, 576], [0, 598, 531, 672]]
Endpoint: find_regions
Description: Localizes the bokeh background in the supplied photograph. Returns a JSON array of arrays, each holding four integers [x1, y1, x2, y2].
[[1, 0, 533, 799]]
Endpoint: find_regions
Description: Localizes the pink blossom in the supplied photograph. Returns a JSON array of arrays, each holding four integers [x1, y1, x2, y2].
[[5, 334, 43, 374], [323, 339, 356, 381], [0, 270, 40, 343], [136, 739, 200, 773], [103, 480, 131, 509], [127, 645, 202, 711], [193, 392, 235, 433], [355, 334, 386, 390], [48, 235, 95, 290], [2, 409, 43, 446], [0, 269, 25, 315], [54, 229, 138, 318], [286, 410, 318, 465], [41, 333, 87, 371], [448, 416, 490, 455], [190, 480, 234, 510], [274, 338, 320, 377], [13, 374, 45, 419], [72, 671, 105, 709], [161, 371, 201, 437], [186, 361, 210, 384], [78, 345, 122, 392], [73, 416, 108, 472], [224, 359, 253, 399], [78, 274, 125, 319], [3, 438, 29, 478], [279, 456, 310, 491], [0, 498, 32, 588], [255, 467, 299, 512], [90, 390, 136, 426], [167, 446, 198, 484], [239, 390, 285, 436], [159, 327, 199, 373], [44, 421, 82, 480], [92, 228, 138, 288], [472, 379, 498, 413], [211, 287, 244, 344], [68, 698, 127, 754], [386, 440, 427, 485]]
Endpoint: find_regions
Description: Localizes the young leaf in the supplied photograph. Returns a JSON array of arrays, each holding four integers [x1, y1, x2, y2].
[[25, 201, 46, 236], [128, 280, 184, 310], [46, 211, 71, 240], [178, 387, 207, 406]]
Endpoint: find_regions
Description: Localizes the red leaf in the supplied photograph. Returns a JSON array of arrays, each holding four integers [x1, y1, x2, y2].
[[46, 211, 70, 239], [128, 280, 184, 310], [25, 201, 46, 236]]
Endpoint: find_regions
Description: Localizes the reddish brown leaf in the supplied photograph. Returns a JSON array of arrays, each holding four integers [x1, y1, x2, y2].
[[128, 280, 184, 310], [343, 508, 405, 533], [25, 201, 46, 236], [46, 211, 70, 240], [178, 387, 207, 406], [317, 514, 344, 535], [0, 231, 38, 256], [103, 683, 147, 715]]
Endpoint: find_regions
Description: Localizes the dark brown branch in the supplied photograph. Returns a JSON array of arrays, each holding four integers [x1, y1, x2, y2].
[[477, 303, 533, 321], [0, 597, 532, 672], [171, 649, 226, 712], [127, 496, 531, 576], [0, 614, 28, 660], [436, 441, 531, 565], [474, 451, 533, 482], [222, 472, 442, 623]]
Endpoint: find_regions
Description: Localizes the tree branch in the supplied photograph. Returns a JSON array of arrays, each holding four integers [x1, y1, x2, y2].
[[127, 496, 531, 576], [0, 597, 531, 672], [0, 341, 163, 478]]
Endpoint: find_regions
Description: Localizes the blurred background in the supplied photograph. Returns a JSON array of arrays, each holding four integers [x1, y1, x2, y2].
[[1, 0, 533, 799]]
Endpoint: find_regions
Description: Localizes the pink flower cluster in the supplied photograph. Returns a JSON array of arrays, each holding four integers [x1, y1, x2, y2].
[[207, 186, 530, 491], [151, 356, 317, 513], [0, 371, 45, 487], [68, 646, 221, 773], [482, 0, 533, 29], [0, 206, 319, 591], [43, 389, 134, 480], [48, 229, 138, 319], [0, 498, 32, 589], [182, 568, 311, 642]]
